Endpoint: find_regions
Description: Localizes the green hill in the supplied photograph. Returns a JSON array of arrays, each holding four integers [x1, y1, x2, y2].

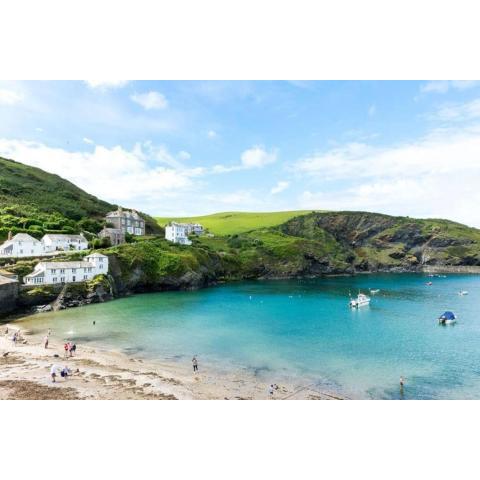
[[156, 210, 314, 235], [0, 156, 160, 240]]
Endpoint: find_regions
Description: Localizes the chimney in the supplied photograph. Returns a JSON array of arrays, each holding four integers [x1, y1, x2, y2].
[[8, 231, 12, 241]]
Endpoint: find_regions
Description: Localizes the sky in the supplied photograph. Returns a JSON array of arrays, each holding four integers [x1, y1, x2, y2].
[[0, 80, 480, 227]]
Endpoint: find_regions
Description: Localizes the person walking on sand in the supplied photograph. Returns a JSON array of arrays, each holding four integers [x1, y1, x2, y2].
[[64, 342, 69, 358], [71, 343, 76, 356], [12, 331, 18, 347], [50, 365, 58, 383], [44, 335, 49, 349], [192, 356, 198, 373]]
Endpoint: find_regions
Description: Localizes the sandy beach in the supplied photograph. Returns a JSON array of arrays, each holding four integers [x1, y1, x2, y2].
[[0, 326, 343, 400]]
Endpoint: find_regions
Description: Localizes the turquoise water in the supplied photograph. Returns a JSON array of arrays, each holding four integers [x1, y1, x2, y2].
[[16, 274, 480, 399]]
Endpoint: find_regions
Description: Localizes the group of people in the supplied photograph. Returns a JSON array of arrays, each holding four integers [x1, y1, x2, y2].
[[50, 364, 72, 382], [64, 341, 76, 357], [268, 384, 279, 397]]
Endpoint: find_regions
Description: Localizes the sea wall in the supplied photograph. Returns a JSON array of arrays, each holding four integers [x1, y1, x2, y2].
[[422, 265, 480, 274], [0, 278, 19, 317]]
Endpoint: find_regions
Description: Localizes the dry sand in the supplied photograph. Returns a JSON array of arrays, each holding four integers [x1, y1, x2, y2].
[[0, 327, 343, 400]]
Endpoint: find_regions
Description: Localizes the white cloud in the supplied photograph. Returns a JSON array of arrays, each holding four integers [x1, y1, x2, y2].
[[0, 139, 201, 212], [241, 146, 277, 168], [178, 150, 191, 161], [421, 80, 480, 94], [368, 104, 376, 117], [85, 80, 129, 89], [295, 127, 480, 227], [130, 91, 168, 110], [271, 181, 290, 194], [207, 130, 217, 138], [83, 137, 94, 144], [35, 127, 43, 132], [0, 89, 23, 105], [433, 98, 480, 122]]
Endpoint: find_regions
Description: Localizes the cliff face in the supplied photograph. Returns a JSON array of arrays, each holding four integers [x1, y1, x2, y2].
[[278, 212, 480, 272]]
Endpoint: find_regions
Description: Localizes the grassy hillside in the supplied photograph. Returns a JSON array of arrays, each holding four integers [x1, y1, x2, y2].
[[156, 210, 314, 235], [0, 156, 161, 240]]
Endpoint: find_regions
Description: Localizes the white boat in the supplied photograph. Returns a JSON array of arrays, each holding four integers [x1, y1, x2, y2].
[[458, 290, 468, 296], [349, 293, 371, 308], [369, 289, 380, 294]]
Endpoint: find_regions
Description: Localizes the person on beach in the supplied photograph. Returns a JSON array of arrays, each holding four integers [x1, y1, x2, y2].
[[400, 376, 405, 387], [192, 356, 198, 373], [12, 331, 18, 346], [269, 385, 274, 398], [48, 328, 52, 336], [50, 365, 58, 382], [64, 342, 69, 358], [93, 320, 96, 326], [44, 335, 49, 349], [71, 343, 76, 356], [60, 366, 71, 380]]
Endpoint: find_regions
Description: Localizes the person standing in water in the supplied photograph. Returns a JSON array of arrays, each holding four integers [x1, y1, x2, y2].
[[192, 356, 198, 373], [44, 335, 49, 349]]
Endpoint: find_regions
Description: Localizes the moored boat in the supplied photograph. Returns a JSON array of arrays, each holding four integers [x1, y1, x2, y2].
[[438, 311, 456, 325], [349, 293, 371, 308]]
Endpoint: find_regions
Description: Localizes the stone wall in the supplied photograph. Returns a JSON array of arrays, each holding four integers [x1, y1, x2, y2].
[[0, 279, 19, 317], [422, 265, 480, 274]]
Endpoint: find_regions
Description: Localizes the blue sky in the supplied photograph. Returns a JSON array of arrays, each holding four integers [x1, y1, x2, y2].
[[1, 80, 480, 226]]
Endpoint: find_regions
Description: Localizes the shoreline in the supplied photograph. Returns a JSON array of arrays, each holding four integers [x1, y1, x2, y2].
[[3, 267, 479, 323], [0, 327, 344, 400]]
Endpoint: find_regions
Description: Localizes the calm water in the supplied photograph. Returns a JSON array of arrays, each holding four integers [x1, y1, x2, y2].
[[16, 274, 480, 399]]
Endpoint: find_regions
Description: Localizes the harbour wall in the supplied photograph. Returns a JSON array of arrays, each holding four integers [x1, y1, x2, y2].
[[422, 265, 480, 274]]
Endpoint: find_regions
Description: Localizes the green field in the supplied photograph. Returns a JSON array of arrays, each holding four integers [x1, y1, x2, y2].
[[156, 210, 315, 236]]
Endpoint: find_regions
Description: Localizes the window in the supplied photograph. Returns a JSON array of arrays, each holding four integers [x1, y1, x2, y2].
[[20, 250, 23, 254], [84, 275, 88, 280], [72, 268, 76, 273], [51, 269, 56, 274], [60, 269, 65, 274], [99, 264, 103, 269], [60, 277, 65, 283], [72, 276, 76, 282], [53, 277, 57, 283]]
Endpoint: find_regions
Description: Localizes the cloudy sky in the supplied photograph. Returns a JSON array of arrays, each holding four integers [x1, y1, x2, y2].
[[0, 80, 479, 226]]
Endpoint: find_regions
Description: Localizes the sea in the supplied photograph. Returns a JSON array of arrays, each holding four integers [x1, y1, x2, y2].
[[14, 273, 480, 399]]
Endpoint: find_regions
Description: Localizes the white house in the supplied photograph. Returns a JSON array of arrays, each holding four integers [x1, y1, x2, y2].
[[184, 223, 204, 235], [165, 222, 192, 245], [24, 253, 109, 285], [42, 234, 89, 252], [0, 233, 45, 258]]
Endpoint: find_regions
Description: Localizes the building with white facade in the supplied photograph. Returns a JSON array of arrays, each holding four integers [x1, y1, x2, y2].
[[24, 253, 109, 286], [42, 234, 88, 252], [165, 222, 192, 245], [183, 223, 204, 235], [0, 233, 45, 258]]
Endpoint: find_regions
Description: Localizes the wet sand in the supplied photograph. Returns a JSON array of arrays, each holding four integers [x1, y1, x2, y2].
[[0, 328, 343, 400]]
